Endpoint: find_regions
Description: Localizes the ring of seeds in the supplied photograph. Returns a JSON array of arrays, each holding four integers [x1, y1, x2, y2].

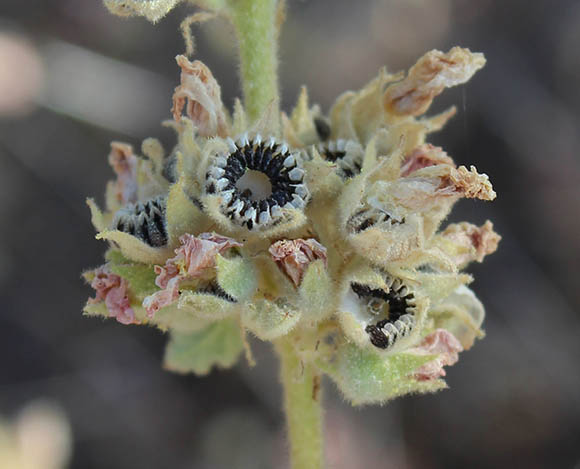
[[317, 139, 363, 179], [205, 134, 310, 231], [112, 196, 168, 247], [351, 277, 417, 349]]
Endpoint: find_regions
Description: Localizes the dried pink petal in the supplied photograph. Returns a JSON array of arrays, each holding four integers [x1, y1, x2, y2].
[[269, 239, 327, 287], [143, 233, 242, 315], [89, 265, 138, 325], [171, 55, 228, 137], [108, 142, 138, 205], [400, 144, 455, 177], [438, 221, 501, 267], [409, 329, 463, 381], [384, 47, 486, 116]]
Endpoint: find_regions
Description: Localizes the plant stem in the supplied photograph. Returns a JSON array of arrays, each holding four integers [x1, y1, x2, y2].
[[227, 0, 279, 123], [277, 338, 324, 469]]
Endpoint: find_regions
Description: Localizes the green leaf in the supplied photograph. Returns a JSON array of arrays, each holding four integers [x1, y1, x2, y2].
[[216, 254, 257, 301], [320, 342, 445, 405], [164, 318, 243, 375], [242, 299, 300, 340]]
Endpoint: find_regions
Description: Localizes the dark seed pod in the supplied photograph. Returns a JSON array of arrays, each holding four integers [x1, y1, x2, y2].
[[112, 196, 168, 247], [351, 277, 417, 349], [205, 134, 310, 231], [317, 139, 363, 179]]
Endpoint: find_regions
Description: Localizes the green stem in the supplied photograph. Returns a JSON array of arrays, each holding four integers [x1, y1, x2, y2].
[[277, 339, 324, 469], [227, 0, 279, 123]]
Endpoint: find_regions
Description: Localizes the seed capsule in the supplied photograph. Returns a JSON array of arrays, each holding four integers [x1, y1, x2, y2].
[[350, 277, 417, 350], [317, 139, 363, 179], [205, 135, 310, 230], [112, 196, 168, 247]]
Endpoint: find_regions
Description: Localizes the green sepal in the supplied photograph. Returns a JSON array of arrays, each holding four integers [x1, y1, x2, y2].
[[166, 174, 207, 247], [108, 263, 158, 300], [163, 318, 243, 375], [82, 301, 109, 319], [242, 299, 300, 341], [319, 342, 445, 405], [150, 303, 211, 333], [82, 300, 149, 323], [96, 230, 172, 264], [298, 260, 333, 322], [215, 254, 257, 301], [151, 290, 238, 333]]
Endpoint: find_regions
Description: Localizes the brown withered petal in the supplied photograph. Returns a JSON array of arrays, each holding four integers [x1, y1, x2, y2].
[[269, 238, 327, 287], [400, 144, 455, 177], [384, 47, 486, 117], [438, 221, 501, 267], [143, 233, 242, 315], [89, 265, 138, 325], [171, 55, 228, 137], [409, 329, 463, 381], [108, 142, 138, 205]]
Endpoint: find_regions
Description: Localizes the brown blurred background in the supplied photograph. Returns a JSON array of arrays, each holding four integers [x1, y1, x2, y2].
[[0, 0, 579, 468]]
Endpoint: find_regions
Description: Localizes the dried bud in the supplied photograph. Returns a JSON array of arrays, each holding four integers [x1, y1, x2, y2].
[[88, 265, 138, 325], [108, 142, 138, 205], [409, 329, 463, 381], [384, 47, 486, 116], [436, 221, 501, 268], [269, 238, 327, 286], [172, 56, 228, 137]]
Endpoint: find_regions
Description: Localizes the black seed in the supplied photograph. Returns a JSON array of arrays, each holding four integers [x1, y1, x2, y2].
[[252, 146, 264, 169], [365, 325, 390, 349], [324, 150, 346, 162], [207, 182, 216, 194], [260, 149, 272, 170], [246, 219, 253, 230], [314, 117, 331, 141], [357, 218, 374, 232], [225, 166, 242, 181], [271, 190, 289, 206], [266, 155, 285, 176], [342, 168, 355, 178], [258, 199, 269, 213]]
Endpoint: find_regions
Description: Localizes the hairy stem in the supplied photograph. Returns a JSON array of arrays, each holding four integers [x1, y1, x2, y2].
[[227, 0, 279, 123], [277, 338, 324, 469]]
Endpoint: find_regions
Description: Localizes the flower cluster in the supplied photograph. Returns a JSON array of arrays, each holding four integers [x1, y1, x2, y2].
[[84, 47, 499, 403]]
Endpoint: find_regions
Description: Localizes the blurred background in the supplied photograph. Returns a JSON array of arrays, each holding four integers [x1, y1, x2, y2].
[[0, 0, 579, 467]]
